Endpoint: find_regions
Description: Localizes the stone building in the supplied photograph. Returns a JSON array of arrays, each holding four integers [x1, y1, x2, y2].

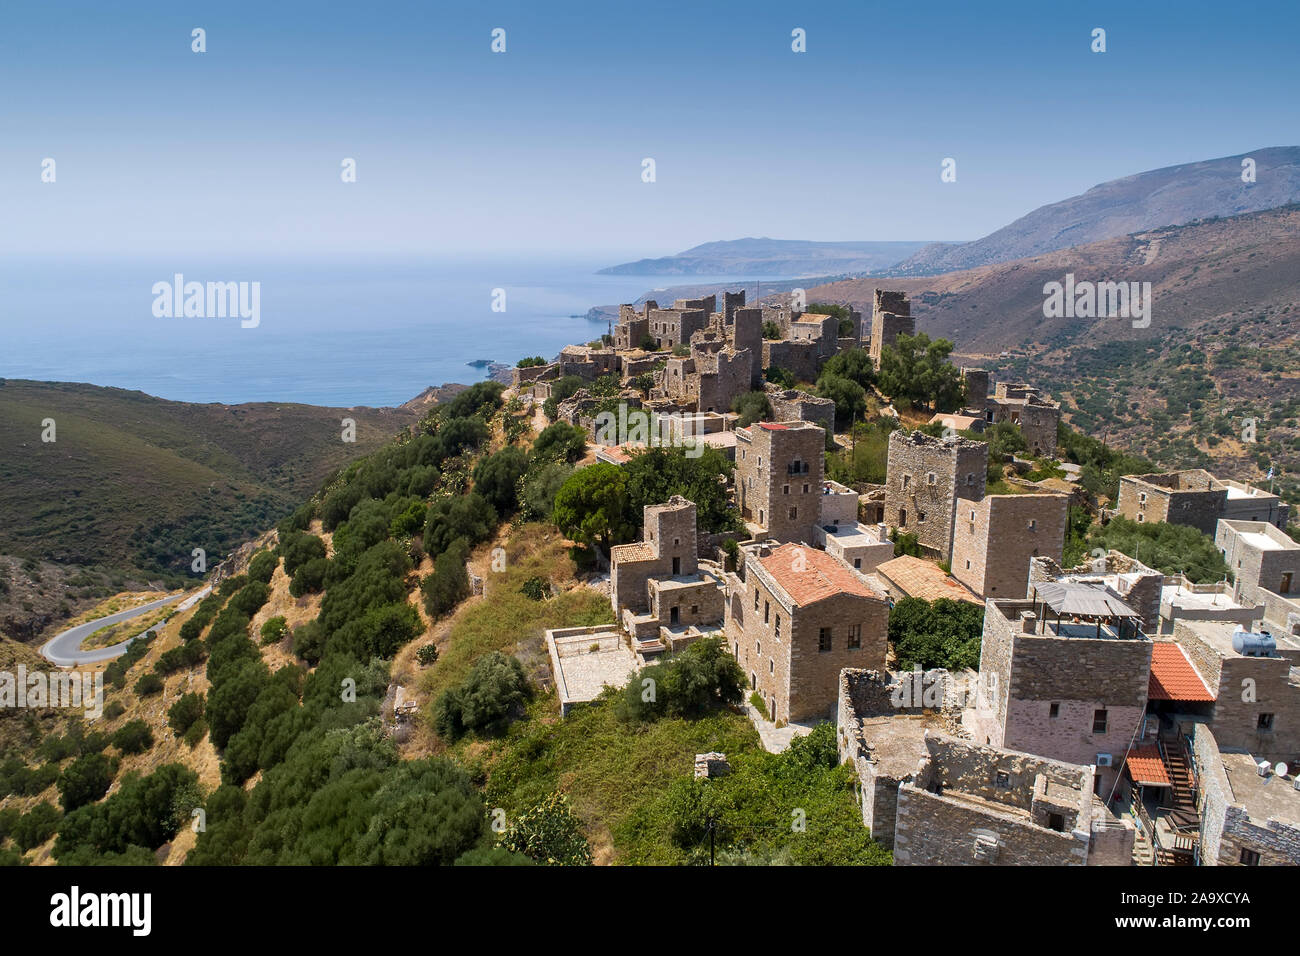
[[1168, 620, 1300, 766], [1028, 550, 1165, 636], [883, 429, 988, 560], [894, 734, 1133, 865], [985, 383, 1061, 457], [868, 289, 913, 370], [766, 385, 836, 436], [952, 492, 1069, 599], [609, 496, 726, 659], [835, 670, 1134, 864], [1215, 519, 1300, 606], [1116, 469, 1289, 534], [725, 542, 888, 723], [735, 421, 827, 545], [1192, 722, 1300, 866], [970, 587, 1153, 797], [960, 367, 990, 413], [812, 479, 895, 573]]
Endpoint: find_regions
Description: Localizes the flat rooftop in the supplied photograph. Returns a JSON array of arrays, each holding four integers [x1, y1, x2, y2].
[[1161, 583, 1246, 612], [1221, 753, 1300, 827], [547, 629, 638, 710], [1238, 530, 1289, 552]]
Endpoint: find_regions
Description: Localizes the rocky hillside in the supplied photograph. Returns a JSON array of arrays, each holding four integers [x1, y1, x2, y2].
[[890, 146, 1300, 276], [600, 237, 934, 276]]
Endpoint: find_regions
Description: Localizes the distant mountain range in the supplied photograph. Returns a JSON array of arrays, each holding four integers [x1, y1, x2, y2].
[[888, 146, 1300, 276], [598, 238, 936, 276]]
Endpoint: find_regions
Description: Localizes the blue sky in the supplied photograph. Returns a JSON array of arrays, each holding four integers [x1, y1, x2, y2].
[[2, 0, 1296, 259]]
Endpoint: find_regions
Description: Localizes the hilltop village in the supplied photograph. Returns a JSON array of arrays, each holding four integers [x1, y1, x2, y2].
[[515, 288, 1300, 866]]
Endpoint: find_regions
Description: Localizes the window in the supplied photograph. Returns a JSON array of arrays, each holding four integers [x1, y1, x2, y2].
[[966, 473, 975, 486], [803, 483, 809, 494], [1049, 702, 1060, 718], [995, 771, 1010, 789], [1137, 514, 1144, 523], [764, 601, 769, 624], [965, 560, 971, 570], [1092, 709, 1108, 734], [918, 511, 926, 522], [769, 660, 774, 674], [968, 522, 975, 535], [818, 628, 832, 652], [899, 508, 907, 526], [1283, 572, 1294, 594], [755, 640, 761, 656], [1048, 813, 1065, 833], [902, 475, 911, 489], [1240, 848, 1261, 866], [754, 589, 760, 610], [927, 473, 937, 486], [1027, 519, 1036, 531], [783, 484, 790, 495], [1259, 713, 1275, 731], [854, 558, 862, 569], [690, 605, 698, 614], [788, 507, 797, 520], [847, 625, 861, 649], [775, 615, 781, 639]]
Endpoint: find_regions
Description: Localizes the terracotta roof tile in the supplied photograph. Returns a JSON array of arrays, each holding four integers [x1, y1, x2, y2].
[[1126, 746, 1172, 787], [876, 555, 983, 605], [1148, 641, 1215, 702], [759, 544, 879, 606]]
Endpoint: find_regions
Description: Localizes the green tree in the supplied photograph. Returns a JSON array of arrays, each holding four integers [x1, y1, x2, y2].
[[816, 373, 867, 429], [878, 332, 965, 411], [552, 463, 633, 554], [112, 720, 155, 755], [435, 652, 532, 740], [622, 445, 741, 536], [472, 446, 529, 514], [57, 753, 115, 812], [730, 390, 772, 427], [532, 422, 587, 463], [887, 597, 985, 670]]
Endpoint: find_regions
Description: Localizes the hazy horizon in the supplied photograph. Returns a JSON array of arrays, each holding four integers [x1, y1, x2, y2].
[[4, 0, 1297, 259]]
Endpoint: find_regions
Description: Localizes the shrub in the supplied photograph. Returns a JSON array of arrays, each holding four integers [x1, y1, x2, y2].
[[434, 652, 532, 740], [496, 793, 592, 866], [134, 672, 164, 697], [421, 539, 472, 619], [112, 720, 154, 755], [416, 644, 439, 666], [168, 693, 205, 736], [260, 616, 289, 645], [247, 550, 279, 584], [616, 637, 744, 723], [57, 754, 115, 811], [519, 576, 549, 601]]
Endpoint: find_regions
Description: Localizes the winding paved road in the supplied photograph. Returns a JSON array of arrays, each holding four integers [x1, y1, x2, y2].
[[40, 588, 208, 666]]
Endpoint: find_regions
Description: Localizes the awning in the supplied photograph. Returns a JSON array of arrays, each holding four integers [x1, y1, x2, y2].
[[1148, 641, 1215, 703], [1126, 746, 1171, 787], [1033, 581, 1140, 618]]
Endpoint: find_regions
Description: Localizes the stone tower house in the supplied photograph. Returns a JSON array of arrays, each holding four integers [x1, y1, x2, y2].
[[883, 429, 988, 560], [735, 421, 826, 545]]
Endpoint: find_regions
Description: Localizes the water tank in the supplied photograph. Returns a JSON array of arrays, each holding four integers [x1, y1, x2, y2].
[[1233, 629, 1277, 657]]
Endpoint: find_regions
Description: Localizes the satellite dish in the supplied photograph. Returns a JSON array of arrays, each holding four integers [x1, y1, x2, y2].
[[1277, 763, 1290, 778]]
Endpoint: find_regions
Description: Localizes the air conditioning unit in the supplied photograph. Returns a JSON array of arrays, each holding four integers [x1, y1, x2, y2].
[[1096, 753, 1113, 768]]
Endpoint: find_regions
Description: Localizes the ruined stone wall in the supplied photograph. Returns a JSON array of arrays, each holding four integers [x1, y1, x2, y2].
[[893, 785, 1088, 866], [766, 387, 835, 435], [762, 339, 823, 383]]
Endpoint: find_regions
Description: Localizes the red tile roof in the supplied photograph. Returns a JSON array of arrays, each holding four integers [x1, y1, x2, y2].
[[1148, 641, 1215, 702], [1126, 747, 1172, 787], [759, 543, 878, 606], [876, 555, 983, 605], [756, 422, 789, 430]]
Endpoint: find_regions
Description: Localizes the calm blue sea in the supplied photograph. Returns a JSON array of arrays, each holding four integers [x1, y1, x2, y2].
[[0, 256, 790, 407]]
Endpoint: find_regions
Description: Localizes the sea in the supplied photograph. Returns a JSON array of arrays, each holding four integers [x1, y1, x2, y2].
[[0, 256, 793, 408]]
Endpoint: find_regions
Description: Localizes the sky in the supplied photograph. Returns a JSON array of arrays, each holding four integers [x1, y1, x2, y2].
[[1, 0, 1297, 260]]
